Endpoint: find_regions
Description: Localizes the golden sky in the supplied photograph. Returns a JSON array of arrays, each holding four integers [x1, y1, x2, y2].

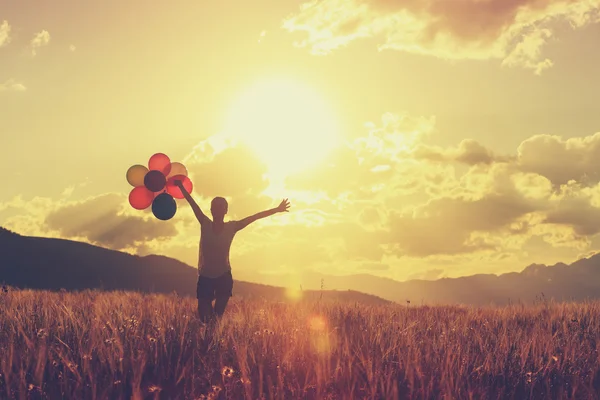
[[2, 0, 600, 285]]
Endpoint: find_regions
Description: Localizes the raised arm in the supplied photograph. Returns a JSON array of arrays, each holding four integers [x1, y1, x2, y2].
[[175, 180, 209, 224], [236, 199, 290, 231]]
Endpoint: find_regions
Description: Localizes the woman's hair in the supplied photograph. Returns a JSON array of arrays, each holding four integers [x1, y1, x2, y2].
[[211, 197, 228, 213]]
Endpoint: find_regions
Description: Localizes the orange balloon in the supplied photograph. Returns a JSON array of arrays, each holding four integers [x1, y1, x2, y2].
[[166, 162, 188, 179], [126, 165, 148, 187], [129, 186, 154, 210]]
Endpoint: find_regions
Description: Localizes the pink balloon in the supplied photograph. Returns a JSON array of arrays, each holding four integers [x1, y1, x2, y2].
[[166, 175, 193, 199], [129, 186, 154, 210], [148, 153, 171, 176]]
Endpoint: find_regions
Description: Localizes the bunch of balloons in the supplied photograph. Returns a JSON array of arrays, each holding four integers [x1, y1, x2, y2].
[[126, 153, 193, 221]]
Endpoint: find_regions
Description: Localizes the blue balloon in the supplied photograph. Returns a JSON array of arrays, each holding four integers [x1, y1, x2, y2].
[[152, 193, 177, 220]]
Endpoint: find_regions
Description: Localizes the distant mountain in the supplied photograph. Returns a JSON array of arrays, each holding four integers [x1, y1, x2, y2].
[[0, 227, 389, 305], [240, 257, 600, 306]]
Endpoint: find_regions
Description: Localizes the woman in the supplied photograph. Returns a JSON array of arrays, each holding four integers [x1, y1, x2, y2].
[[175, 180, 290, 323]]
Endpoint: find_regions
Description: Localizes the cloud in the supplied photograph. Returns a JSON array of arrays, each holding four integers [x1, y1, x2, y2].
[[501, 27, 554, 75], [543, 182, 600, 237], [283, 0, 600, 72], [285, 144, 367, 196], [372, 160, 556, 257], [360, 262, 389, 271], [0, 20, 10, 47], [0, 79, 26, 92], [185, 142, 269, 200], [280, 114, 600, 263], [517, 133, 600, 187], [30, 30, 50, 56], [44, 193, 178, 249], [286, 112, 436, 196], [1, 193, 178, 251], [5, 111, 600, 281], [386, 192, 540, 257], [413, 139, 510, 165]]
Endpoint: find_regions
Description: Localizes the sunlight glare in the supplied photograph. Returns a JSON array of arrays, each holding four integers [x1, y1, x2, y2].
[[285, 286, 303, 301], [308, 314, 327, 332], [223, 78, 340, 179]]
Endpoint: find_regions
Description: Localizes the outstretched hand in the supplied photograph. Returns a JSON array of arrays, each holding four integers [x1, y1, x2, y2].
[[276, 198, 290, 213]]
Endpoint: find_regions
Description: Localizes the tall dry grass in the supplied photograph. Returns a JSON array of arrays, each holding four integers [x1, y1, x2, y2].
[[0, 288, 599, 399]]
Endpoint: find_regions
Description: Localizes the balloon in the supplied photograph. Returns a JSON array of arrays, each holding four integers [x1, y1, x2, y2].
[[129, 186, 154, 210], [166, 162, 188, 179], [148, 153, 171, 176], [126, 164, 148, 187], [166, 175, 193, 199], [144, 170, 166, 192], [152, 193, 177, 220]]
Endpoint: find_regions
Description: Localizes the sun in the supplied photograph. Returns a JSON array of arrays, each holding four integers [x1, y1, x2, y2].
[[222, 78, 340, 180]]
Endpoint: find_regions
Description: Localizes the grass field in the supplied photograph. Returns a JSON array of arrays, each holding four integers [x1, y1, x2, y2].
[[0, 288, 599, 399]]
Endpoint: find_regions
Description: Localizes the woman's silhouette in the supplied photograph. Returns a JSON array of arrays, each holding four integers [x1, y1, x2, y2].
[[175, 180, 290, 323]]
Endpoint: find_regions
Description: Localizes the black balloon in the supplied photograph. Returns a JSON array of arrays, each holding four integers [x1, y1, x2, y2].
[[152, 193, 177, 221], [144, 170, 166, 192]]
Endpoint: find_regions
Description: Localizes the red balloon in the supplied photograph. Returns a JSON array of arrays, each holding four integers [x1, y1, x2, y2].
[[148, 153, 171, 176], [129, 186, 154, 210], [166, 175, 193, 199]]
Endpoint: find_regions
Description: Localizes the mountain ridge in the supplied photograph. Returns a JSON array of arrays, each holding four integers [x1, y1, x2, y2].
[[3, 226, 600, 305]]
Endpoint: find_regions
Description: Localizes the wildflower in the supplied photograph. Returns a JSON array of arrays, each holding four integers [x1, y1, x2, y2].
[[211, 385, 222, 393], [36, 329, 47, 338], [240, 377, 251, 385], [221, 366, 235, 378], [114, 380, 122, 385], [148, 385, 162, 393], [552, 356, 558, 362], [148, 336, 157, 343]]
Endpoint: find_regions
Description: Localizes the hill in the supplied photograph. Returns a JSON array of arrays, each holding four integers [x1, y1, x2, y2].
[[0, 227, 389, 305], [244, 257, 600, 305], [5, 226, 600, 305]]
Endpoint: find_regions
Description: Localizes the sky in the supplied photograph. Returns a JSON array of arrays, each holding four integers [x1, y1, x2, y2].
[[2, 0, 600, 286]]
